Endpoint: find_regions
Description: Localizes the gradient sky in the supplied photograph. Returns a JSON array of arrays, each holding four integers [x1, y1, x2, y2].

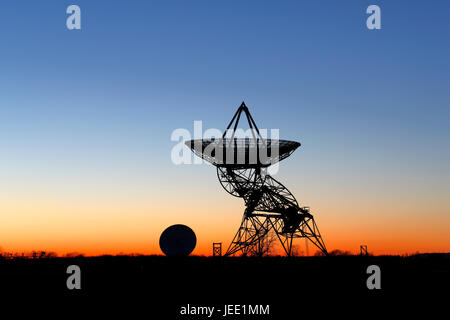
[[0, 1, 449, 256]]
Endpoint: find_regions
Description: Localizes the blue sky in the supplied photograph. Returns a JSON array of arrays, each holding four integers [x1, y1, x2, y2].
[[1, 0, 449, 179], [0, 1, 449, 254]]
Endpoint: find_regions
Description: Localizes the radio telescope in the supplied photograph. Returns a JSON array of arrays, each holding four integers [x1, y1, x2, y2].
[[159, 224, 197, 256], [186, 102, 327, 256]]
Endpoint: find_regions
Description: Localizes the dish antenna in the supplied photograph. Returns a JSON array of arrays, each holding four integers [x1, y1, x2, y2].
[[159, 224, 197, 256], [186, 102, 327, 256]]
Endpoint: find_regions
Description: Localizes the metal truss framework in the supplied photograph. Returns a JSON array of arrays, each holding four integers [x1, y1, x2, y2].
[[186, 102, 328, 257], [213, 242, 222, 256], [218, 167, 328, 257]]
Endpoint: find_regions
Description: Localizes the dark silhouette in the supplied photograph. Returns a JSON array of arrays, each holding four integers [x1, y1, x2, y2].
[[159, 224, 197, 256], [186, 102, 327, 256], [328, 249, 352, 256], [212, 242, 222, 256], [361, 244, 368, 255], [1, 253, 449, 313]]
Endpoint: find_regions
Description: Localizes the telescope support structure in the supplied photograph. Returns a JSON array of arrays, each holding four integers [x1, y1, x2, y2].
[[218, 167, 328, 257]]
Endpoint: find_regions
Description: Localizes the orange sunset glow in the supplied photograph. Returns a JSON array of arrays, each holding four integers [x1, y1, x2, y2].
[[1, 1, 449, 259], [1, 157, 449, 256]]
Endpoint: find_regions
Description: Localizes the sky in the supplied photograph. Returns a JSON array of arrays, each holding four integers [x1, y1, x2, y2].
[[0, 0, 449, 256]]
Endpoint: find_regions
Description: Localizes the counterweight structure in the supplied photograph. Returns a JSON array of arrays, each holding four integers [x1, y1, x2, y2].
[[186, 102, 327, 256]]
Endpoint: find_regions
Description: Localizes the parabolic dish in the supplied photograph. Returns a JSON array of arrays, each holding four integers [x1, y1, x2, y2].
[[159, 224, 197, 256], [185, 138, 300, 169]]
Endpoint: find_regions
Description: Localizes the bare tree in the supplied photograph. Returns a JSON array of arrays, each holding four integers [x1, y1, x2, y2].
[[329, 249, 352, 256], [250, 230, 278, 257], [290, 245, 304, 257]]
